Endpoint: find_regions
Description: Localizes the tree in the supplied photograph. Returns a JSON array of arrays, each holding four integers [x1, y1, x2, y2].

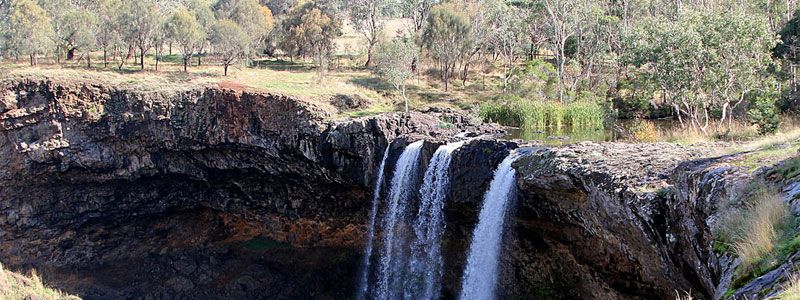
[[61, 9, 99, 67], [624, 11, 776, 132], [211, 19, 249, 76], [422, 4, 470, 91], [188, 0, 216, 66], [490, 2, 527, 92], [94, 0, 121, 67], [152, 15, 169, 71], [5, 0, 53, 66], [120, 0, 160, 70], [167, 8, 206, 72], [374, 38, 417, 112], [349, 0, 388, 67], [265, 0, 298, 16], [215, 0, 275, 59], [542, 0, 586, 102], [282, 2, 342, 81]]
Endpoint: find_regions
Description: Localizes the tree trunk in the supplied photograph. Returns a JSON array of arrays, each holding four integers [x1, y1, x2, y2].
[[184, 56, 189, 72], [29, 54, 35, 66], [365, 43, 373, 68], [87, 53, 91, 68], [140, 47, 145, 70], [198, 55, 201, 66], [224, 64, 229, 76], [103, 49, 108, 68]]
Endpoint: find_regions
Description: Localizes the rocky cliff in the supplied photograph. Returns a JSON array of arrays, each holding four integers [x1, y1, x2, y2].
[[0, 77, 762, 299]]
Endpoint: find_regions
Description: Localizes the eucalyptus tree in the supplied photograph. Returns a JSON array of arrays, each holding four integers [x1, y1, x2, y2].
[[167, 8, 206, 72], [624, 10, 775, 132], [94, 0, 121, 67], [119, 0, 160, 69], [349, 0, 389, 67], [541, 0, 587, 102], [282, 1, 342, 80], [61, 8, 99, 67], [422, 3, 470, 91], [211, 19, 250, 76], [5, 0, 53, 65], [215, 0, 275, 60], [374, 37, 417, 112], [491, 2, 527, 92], [188, 0, 216, 66]]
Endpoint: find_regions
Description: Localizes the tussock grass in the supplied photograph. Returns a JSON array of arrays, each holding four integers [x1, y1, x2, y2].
[[0, 263, 79, 300], [713, 182, 796, 289], [479, 98, 605, 131], [732, 191, 790, 272]]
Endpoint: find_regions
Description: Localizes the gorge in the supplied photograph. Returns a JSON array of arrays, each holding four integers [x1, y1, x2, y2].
[[1, 76, 798, 299]]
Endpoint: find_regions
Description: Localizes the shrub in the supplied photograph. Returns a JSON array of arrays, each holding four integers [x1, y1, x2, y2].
[[748, 94, 781, 135], [626, 120, 661, 142], [479, 96, 605, 132]]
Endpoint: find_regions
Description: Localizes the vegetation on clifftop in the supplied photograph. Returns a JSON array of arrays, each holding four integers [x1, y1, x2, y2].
[[1, 0, 800, 139]]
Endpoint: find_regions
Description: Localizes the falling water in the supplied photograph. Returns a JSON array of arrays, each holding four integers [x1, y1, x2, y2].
[[375, 140, 425, 300], [459, 150, 523, 300], [356, 146, 392, 300], [404, 141, 465, 299]]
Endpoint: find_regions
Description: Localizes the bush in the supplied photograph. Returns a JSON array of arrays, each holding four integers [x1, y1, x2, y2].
[[626, 120, 660, 142], [479, 96, 605, 131], [748, 94, 781, 135]]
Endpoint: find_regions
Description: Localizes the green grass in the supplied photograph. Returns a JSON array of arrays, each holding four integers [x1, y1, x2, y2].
[[479, 97, 606, 132]]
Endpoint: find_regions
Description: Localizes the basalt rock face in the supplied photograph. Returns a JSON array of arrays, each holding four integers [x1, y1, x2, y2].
[[509, 142, 717, 299], [0, 78, 500, 299], [1, 77, 744, 300]]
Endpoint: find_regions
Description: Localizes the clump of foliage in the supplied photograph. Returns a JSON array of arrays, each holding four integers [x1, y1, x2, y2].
[[626, 120, 660, 142], [748, 93, 782, 135], [624, 10, 776, 133], [479, 96, 605, 131], [505, 59, 558, 100], [2, 0, 54, 66], [373, 37, 417, 112], [422, 3, 471, 92]]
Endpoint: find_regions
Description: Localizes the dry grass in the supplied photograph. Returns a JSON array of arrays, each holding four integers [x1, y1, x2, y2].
[[779, 273, 800, 300], [714, 184, 792, 275], [0, 263, 79, 300]]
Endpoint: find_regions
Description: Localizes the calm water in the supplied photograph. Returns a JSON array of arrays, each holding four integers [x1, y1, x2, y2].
[[503, 119, 678, 145]]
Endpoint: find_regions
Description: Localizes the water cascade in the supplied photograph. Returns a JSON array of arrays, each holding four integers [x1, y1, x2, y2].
[[459, 150, 523, 300], [356, 146, 392, 300], [405, 141, 465, 299], [375, 140, 425, 299]]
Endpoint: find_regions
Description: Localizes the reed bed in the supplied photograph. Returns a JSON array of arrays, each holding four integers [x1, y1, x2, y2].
[[479, 98, 605, 131]]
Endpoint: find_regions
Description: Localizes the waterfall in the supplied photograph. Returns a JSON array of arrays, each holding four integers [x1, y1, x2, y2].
[[405, 141, 465, 299], [459, 150, 523, 300], [375, 140, 425, 299], [356, 146, 392, 300]]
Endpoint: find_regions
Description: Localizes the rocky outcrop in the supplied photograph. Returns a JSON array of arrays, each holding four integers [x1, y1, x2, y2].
[[509, 142, 718, 299], [1, 77, 770, 300], [0, 78, 501, 299]]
